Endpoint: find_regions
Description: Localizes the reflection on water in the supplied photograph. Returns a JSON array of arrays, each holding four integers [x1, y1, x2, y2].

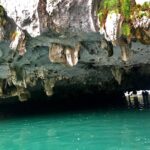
[[0, 93, 150, 150], [0, 109, 150, 150], [125, 90, 150, 109], [0, 100, 150, 150]]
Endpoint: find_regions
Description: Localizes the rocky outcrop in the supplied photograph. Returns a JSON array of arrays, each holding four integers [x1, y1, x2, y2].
[[0, 0, 149, 101]]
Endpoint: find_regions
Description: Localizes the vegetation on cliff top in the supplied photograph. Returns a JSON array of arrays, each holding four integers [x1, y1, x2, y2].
[[98, 0, 150, 38]]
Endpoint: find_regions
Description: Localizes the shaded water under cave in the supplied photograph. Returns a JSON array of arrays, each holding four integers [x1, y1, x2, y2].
[[0, 89, 150, 117], [1, 91, 150, 150]]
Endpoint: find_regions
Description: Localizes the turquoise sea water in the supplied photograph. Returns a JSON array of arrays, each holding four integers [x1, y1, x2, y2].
[[0, 106, 150, 150]]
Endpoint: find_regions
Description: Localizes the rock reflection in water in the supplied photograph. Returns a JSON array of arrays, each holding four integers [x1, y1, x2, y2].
[[125, 90, 150, 108]]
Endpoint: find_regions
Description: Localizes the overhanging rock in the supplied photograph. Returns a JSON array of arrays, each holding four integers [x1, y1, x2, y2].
[[0, 0, 149, 101]]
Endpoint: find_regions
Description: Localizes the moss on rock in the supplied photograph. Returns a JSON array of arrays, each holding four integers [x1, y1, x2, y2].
[[121, 23, 131, 37], [98, 0, 150, 43]]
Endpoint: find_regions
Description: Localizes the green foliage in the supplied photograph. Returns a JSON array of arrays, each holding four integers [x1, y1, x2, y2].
[[97, 0, 150, 37], [120, 0, 130, 20], [97, 10, 107, 26], [121, 23, 131, 37], [142, 2, 150, 10], [97, 0, 119, 26], [139, 11, 149, 18], [103, 0, 119, 10]]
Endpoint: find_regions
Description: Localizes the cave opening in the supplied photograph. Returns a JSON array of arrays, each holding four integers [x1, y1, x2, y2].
[[0, 89, 150, 118]]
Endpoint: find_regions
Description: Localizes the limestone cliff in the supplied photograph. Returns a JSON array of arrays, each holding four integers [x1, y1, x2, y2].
[[0, 0, 149, 101]]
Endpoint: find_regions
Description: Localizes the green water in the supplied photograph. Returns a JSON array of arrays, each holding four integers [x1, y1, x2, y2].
[[0, 109, 150, 150]]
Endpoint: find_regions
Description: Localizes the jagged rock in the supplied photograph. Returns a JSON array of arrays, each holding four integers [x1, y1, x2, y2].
[[0, 0, 40, 37], [0, 0, 149, 101]]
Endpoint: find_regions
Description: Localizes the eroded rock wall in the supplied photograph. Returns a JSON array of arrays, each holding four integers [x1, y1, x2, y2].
[[0, 0, 149, 101]]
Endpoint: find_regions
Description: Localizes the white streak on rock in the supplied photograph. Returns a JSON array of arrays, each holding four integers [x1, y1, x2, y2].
[[133, 16, 150, 28], [9, 27, 22, 50], [46, 0, 63, 15], [65, 48, 74, 67], [88, 0, 96, 32], [73, 50, 79, 66], [0, 26, 5, 41], [100, 12, 121, 42], [0, 0, 40, 37]]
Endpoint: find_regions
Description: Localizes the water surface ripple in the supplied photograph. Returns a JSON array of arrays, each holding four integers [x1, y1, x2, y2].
[[0, 108, 150, 150]]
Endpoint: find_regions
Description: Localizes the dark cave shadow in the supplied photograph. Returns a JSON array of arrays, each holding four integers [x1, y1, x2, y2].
[[0, 91, 128, 120]]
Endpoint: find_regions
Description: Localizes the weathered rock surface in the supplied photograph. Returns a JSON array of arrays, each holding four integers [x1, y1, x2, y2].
[[0, 0, 149, 101]]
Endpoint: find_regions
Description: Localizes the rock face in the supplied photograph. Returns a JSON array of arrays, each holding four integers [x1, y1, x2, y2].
[[0, 0, 149, 101], [1, 0, 40, 37], [46, 0, 99, 32]]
